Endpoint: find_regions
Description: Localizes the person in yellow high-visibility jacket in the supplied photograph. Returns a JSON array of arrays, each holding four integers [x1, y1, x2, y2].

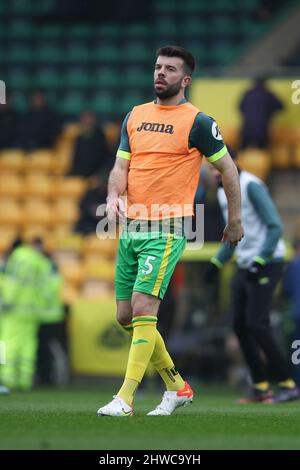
[[0, 240, 63, 391]]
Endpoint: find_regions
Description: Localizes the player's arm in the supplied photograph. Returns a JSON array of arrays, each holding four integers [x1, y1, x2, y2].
[[189, 113, 243, 246], [247, 181, 283, 263], [106, 112, 131, 222], [212, 153, 243, 246]]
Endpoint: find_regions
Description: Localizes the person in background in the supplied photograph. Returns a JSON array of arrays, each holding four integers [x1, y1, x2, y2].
[[0, 94, 18, 150], [14, 90, 61, 151], [239, 78, 283, 149], [0, 238, 63, 391], [206, 154, 299, 403], [74, 175, 108, 235], [68, 110, 112, 178]]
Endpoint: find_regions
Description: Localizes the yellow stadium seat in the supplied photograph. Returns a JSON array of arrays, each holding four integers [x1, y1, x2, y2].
[[82, 235, 118, 259], [61, 282, 81, 303], [24, 173, 55, 198], [59, 261, 83, 287], [22, 225, 49, 242], [22, 200, 53, 228], [51, 233, 83, 253], [220, 127, 240, 149], [270, 145, 291, 169], [56, 177, 86, 199], [83, 259, 115, 282], [0, 228, 19, 254], [270, 126, 295, 146], [0, 199, 23, 228], [237, 149, 271, 181], [26, 150, 54, 173], [0, 174, 23, 198], [61, 123, 81, 140], [81, 280, 112, 299], [52, 199, 79, 225], [0, 150, 26, 173]]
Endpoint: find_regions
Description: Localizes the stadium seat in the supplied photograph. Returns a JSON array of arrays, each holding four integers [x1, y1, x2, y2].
[[26, 150, 55, 173], [56, 177, 86, 199], [270, 126, 295, 146], [83, 235, 117, 259], [61, 282, 81, 303], [237, 149, 271, 181], [0, 199, 23, 228], [24, 173, 55, 198], [270, 145, 291, 169], [52, 198, 79, 226], [22, 225, 49, 242], [59, 261, 83, 287], [83, 259, 115, 282], [0, 150, 26, 173], [0, 174, 23, 198], [0, 227, 18, 254], [22, 199, 53, 228]]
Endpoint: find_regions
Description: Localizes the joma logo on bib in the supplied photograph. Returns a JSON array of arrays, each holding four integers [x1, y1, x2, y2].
[[137, 122, 174, 134]]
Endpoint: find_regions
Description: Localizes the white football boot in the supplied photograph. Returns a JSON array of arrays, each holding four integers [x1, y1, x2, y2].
[[147, 381, 193, 416], [97, 396, 133, 417]]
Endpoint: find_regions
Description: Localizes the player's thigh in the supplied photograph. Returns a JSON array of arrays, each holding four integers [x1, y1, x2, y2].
[[133, 234, 186, 300], [115, 237, 138, 301]]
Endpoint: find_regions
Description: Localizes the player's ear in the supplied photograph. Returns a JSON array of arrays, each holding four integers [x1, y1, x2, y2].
[[182, 76, 192, 88]]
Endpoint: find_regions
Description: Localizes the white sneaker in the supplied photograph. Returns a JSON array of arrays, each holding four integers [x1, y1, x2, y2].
[[147, 381, 193, 416], [97, 395, 133, 417]]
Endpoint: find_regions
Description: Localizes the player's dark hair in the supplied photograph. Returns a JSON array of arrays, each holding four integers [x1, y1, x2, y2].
[[156, 45, 195, 75]]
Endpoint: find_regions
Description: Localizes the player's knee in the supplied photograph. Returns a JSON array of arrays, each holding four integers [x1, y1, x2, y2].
[[131, 292, 159, 317]]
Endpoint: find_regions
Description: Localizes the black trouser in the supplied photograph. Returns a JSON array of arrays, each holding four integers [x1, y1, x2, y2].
[[232, 263, 290, 383]]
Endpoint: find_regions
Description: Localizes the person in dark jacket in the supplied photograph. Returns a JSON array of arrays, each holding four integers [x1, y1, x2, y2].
[[239, 78, 283, 149]]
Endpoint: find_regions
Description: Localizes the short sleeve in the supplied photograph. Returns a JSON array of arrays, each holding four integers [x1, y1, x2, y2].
[[116, 112, 131, 160], [189, 112, 227, 162]]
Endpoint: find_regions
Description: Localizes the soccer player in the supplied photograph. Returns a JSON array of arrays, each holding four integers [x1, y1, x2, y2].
[[97, 45, 244, 417], [206, 155, 300, 403]]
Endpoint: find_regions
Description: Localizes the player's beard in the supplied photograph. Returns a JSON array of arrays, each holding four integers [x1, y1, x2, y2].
[[154, 78, 182, 99]]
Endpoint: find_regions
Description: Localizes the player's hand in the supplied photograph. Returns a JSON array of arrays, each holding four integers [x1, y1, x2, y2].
[[222, 220, 244, 247], [204, 262, 219, 285], [106, 196, 125, 223], [246, 262, 264, 282]]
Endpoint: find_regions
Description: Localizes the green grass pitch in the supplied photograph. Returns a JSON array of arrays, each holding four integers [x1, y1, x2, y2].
[[1, 385, 300, 450]]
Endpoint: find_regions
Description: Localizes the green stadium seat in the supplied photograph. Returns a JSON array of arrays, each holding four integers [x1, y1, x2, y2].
[[122, 43, 151, 63], [34, 68, 62, 89], [8, 45, 34, 64], [119, 91, 144, 114], [123, 68, 149, 88], [64, 69, 91, 88], [94, 67, 120, 88], [65, 44, 92, 63], [96, 23, 121, 39], [59, 91, 87, 115], [7, 69, 33, 89], [36, 44, 64, 63], [210, 43, 236, 66], [11, 92, 28, 112], [126, 23, 151, 39], [90, 92, 115, 115], [40, 24, 63, 38], [155, 18, 178, 36], [66, 24, 92, 38], [93, 45, 120, 63], [7, 20, 35, 38]]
